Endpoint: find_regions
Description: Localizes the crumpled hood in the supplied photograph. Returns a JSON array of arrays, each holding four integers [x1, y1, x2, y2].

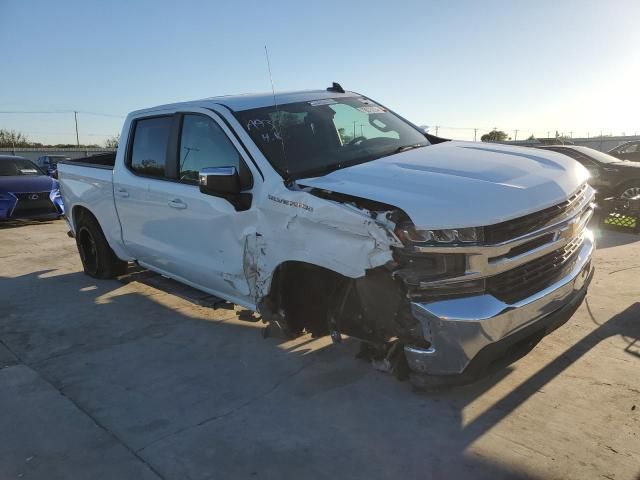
[[299, 141, 590, 229], [0, 175, 57, 193]]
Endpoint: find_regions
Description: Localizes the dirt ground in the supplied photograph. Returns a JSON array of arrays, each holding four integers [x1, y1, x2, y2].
[[0, 219, 638, 480]]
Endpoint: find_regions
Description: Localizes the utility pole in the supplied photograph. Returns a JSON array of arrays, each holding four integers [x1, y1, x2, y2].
[[547, 131, 550, 139], [74, 111, 80, 147], [514, 129, 519, 142], [569, 131, 573, 138], [474, 128, 477, 142], [435, 125, 439, 136], [600, 129, 603, 151], [353, 121, 356, 139]]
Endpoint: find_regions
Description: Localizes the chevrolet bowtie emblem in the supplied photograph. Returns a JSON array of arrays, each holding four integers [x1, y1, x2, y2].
[[560, 221, 579, 240]]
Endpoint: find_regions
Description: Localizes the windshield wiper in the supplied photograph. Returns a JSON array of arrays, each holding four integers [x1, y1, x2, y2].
[[393, 143, 428, 154]]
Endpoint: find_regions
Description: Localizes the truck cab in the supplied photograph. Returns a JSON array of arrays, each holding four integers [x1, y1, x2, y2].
[[58, 87, 595, 387]]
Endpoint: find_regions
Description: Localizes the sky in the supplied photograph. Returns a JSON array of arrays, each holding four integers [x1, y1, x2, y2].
[[1, 0, 640, 144]]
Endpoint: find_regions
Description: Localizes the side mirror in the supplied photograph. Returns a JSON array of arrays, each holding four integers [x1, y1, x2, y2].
[[199, 166, 241, 196]]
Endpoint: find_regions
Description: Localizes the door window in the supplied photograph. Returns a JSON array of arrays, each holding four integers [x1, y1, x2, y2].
[[619, 143, 639, 154], [179, 114, 240, 183], [129, 116, 173, 177]]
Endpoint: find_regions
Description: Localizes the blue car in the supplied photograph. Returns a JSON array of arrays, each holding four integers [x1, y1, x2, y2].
[[0, 155, 65, 220]]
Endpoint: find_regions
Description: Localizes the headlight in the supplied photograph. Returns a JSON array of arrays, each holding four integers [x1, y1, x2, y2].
[[395, 223, 483, 246]]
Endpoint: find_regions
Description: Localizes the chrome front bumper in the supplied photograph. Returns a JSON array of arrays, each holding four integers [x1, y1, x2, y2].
[[404, 229, 595, 376]]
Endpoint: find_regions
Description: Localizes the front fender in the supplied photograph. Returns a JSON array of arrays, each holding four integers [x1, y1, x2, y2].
[[248, 187, 400, 301]]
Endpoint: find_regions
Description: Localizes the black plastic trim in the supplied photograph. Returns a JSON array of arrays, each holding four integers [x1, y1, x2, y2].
[[165, 114, 181, 180]]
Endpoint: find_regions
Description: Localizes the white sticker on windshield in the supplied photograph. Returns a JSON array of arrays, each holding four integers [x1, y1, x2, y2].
[[309, 99, 337, 106], [357, 106, 386, 114], [20, 169, 38, 174]]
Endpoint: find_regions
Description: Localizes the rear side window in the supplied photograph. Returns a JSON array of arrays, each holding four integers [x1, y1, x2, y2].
[[130, 116, 172, 177]]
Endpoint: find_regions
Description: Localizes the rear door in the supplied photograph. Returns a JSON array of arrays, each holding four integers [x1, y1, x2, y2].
[[114, 114, 175, 264]]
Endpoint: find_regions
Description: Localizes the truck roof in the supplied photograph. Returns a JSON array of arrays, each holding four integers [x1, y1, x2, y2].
[[130, 89, 358, 116]]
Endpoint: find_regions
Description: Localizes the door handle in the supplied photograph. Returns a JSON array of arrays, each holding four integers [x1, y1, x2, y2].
[[116, 188, 129, 198], [168, 199, 187, 209]]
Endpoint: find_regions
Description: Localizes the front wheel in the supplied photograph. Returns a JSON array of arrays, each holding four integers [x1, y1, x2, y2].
[[619, 184, 640, 200], [75, 214, 127, 279]]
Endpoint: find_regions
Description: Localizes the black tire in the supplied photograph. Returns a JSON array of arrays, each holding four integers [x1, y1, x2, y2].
[[75, 212, 127, 279]]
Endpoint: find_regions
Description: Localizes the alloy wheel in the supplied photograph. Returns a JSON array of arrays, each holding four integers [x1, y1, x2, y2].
[[620, 186, 640, 200]]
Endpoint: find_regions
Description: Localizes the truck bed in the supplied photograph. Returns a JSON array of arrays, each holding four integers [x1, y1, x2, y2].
[[59, 152, 116, 169], [57, 159, 123, 251]]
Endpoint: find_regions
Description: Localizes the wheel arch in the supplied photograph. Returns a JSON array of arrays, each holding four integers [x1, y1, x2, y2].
[[71, 204, 131, 262], [257, 259, 354, 337]]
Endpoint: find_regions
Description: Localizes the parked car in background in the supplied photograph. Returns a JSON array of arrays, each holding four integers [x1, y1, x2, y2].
[[36, 155, 70, 178], [608, 141, 640, 163], [536, 145, 640, 199], [0, 155, 65, 220], [58, 87, 595, 387]]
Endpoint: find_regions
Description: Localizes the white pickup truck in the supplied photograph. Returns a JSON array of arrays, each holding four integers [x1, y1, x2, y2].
[[58, 85, 595, 387]]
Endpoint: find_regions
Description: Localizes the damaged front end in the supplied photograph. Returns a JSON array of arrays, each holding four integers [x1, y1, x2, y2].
[[254, 187, 437, 381], [257, 183, 595, 389]]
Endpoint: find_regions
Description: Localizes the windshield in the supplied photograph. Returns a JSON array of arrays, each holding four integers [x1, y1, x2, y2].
[[0, 158, 43, 176], [546, 146, 621, 165], [235, 96, 429, 179], [579, 147, 626, 164]]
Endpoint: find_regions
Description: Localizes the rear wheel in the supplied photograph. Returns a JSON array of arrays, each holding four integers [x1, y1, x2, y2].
[[75, 213, 127, 279]]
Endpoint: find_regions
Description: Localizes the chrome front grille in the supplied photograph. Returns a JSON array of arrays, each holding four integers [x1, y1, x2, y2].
[[486, 235, 584, 304], [410, 183, 595, 302], [484, 183, 590, 244]]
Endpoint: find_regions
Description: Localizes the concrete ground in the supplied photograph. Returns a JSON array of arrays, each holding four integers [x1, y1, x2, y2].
[[0, 219, 638, 480]]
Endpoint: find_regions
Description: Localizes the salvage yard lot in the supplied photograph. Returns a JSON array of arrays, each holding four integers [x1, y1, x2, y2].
[[0, 219, 638, 480]]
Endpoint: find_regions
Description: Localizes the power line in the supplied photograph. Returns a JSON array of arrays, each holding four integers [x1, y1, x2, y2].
[[0, 110, 125, 118], [76, 111, 125, 119]]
